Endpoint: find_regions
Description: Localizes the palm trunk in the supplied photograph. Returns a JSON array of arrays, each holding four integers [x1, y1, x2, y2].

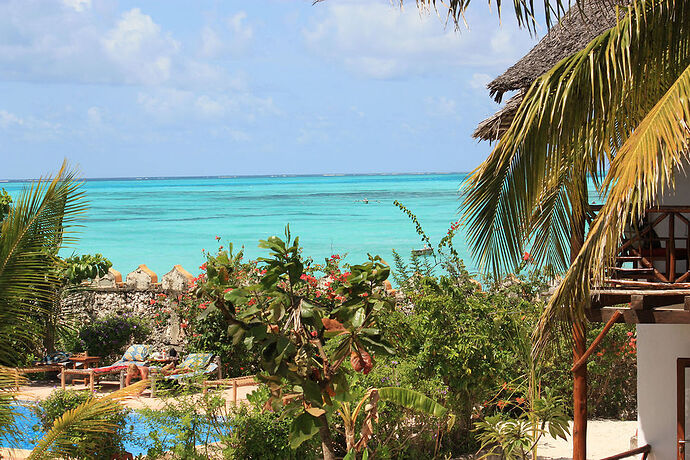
[[318, 413, 336, 460]]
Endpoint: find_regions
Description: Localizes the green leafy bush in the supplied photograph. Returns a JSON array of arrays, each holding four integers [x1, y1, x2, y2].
[[186, 309, 261, 377], [138, 385, 228, 460], [224, 388, 320, 459], [76, 314, 150, 361], [587, 323, 637, 419], [32, 389, 132, 459], [61, 253, 112, 285]]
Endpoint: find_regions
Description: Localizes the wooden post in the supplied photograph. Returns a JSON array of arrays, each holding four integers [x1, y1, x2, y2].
[[572, 208, 587, 460], [573, 321, 587, 460]]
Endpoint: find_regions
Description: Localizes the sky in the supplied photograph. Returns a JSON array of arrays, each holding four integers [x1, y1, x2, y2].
[[0, 0, 541, 180]]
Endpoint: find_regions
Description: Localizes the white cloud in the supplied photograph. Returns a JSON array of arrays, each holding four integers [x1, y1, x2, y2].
[[200, 26, 224, 59], [0, 109, 61, 140], [228, 12, 254, 47], [200, 11, 254, 58], [137, 89, 279, 122], [0, 110, 24, 128], [101, 8, 179, 85], [426, 97, 457, 116], [0, 1, 232, 88], [303, 0, 535, 79], [62, 0, 90, 12], [87, 106, 104, 125], [469, 72, 492, 89]]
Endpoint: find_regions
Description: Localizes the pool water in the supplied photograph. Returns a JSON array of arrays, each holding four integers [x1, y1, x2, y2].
[[5, 403, 221, 456]]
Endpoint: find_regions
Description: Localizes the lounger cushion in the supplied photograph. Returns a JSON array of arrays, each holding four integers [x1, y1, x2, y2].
[[178, 353, 213, 371], [122, 344, 150, 362], [164, 362, 218, 381]]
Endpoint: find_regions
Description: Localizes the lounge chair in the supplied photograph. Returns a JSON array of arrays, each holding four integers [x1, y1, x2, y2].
[[61, 344, 151, 391], [150, 352, 221, 397]]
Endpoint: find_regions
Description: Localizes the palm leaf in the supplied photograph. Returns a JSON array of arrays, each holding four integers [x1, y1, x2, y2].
[[462, 0, 690, 278], [28, 380, 148, 460], [0, 367, 26, 449], [0, 162, 86, 364], [536, 60, 690, 348], [377, 386, 448, 418]]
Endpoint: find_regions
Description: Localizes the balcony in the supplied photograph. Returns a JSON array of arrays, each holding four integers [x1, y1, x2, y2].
[[605, 207, 690, 288], [589, 206, 690, 323]]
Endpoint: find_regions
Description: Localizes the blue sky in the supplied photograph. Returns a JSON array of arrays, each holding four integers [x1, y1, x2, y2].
[[0, 0, 540, 179]]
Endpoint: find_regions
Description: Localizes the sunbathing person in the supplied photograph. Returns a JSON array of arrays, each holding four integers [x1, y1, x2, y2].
[[125, 362, 150, 389]]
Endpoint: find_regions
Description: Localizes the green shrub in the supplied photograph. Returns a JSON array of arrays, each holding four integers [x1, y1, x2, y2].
[[32, 389, 131, 459], [186, 310, 261, 378], [76, 314, 150, 361], [138, 384, 229, 459], [223, 387, 320, 460]]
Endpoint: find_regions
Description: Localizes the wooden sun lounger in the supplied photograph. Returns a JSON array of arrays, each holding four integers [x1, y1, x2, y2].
[[12, 364, 63, 390], [61, 368, 126, 392]]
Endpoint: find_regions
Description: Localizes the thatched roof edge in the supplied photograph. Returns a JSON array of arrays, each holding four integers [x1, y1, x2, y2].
[[486, 0, 619, 102]]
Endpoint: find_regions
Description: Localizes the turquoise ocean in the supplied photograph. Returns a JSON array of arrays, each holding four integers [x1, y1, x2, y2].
[[2, 174, 474, 278]]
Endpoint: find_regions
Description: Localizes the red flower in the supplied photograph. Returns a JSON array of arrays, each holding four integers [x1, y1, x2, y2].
[[215, 236, 221, 241], [310, 331, 318, 337], [497, 400, 507, 409], [522, 252, 531, 262]]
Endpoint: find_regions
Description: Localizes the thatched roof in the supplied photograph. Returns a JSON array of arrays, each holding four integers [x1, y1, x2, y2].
[[474, 0, 619, 141], [473, 91, 524, 141]]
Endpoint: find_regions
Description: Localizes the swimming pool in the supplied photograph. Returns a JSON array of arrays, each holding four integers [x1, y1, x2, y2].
[[5, 403, 221, 456]]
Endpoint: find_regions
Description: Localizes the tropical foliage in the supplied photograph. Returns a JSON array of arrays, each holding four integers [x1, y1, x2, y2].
[[458, 0, 690, 346], [74, 314, 151, 362], [0, 164, 144, 459], [32, 389, 133, 459]]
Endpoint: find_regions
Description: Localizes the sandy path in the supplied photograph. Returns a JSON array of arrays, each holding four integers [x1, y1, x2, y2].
[[537, 420, 638, 460]]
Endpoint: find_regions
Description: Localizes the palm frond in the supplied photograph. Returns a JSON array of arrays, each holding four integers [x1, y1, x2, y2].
[[0, 162, 86, 364], [536, 60, 690, 349], [462, 0, 690, 279], [28, 380, 147, 460], [0, 367, 26, 449]]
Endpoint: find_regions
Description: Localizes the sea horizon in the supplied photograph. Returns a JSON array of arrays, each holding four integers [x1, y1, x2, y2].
[[0, 170, 470, 183], [2, 173, 474, 279]]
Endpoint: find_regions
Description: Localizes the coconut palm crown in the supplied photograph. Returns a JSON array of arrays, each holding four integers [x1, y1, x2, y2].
[[460, 0, 690, 349]]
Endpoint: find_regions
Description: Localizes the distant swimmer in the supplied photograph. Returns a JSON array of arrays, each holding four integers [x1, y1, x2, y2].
[[355, 198, 380, 204]]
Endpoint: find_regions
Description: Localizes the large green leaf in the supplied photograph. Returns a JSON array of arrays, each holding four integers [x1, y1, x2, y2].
[[377, 387, 447, 418], [289, 412, 320, 449]]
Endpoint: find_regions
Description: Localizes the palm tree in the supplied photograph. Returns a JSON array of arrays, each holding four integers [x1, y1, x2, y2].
[[0, 162, 86, 364], [459, 0, 690, 348], [0, 162, 145, 457]]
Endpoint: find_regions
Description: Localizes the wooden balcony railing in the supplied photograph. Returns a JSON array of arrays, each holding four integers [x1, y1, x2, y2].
[[603, 207, 690, 288], [600, 444, 651, 460]]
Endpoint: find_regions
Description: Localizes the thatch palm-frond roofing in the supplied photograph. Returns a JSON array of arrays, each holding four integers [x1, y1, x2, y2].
[[474, 0, 619, 141]]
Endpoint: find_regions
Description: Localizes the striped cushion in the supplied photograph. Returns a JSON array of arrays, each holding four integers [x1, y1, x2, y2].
[[122, 344, 150, 362], [179, 353, 213, 370]]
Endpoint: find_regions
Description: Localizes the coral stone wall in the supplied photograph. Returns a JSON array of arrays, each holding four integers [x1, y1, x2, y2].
[[61, 264, 195, 352]]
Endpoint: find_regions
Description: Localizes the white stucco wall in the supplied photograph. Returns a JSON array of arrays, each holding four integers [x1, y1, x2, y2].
[[637, 324, 690, 459]]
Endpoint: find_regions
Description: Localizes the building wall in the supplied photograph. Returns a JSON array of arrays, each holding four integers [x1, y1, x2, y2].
[[637, 324, 690, 460], [60, 264, 196, 353]]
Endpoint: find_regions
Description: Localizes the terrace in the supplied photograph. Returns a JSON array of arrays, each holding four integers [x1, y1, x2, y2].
[[587, 206, 690, 324]]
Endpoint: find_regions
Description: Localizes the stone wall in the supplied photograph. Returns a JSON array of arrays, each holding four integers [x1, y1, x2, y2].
[[62, 264, 196, 353]]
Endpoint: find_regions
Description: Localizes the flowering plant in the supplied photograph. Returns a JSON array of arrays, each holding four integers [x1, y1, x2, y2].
[[193, 227, 396, 460]]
